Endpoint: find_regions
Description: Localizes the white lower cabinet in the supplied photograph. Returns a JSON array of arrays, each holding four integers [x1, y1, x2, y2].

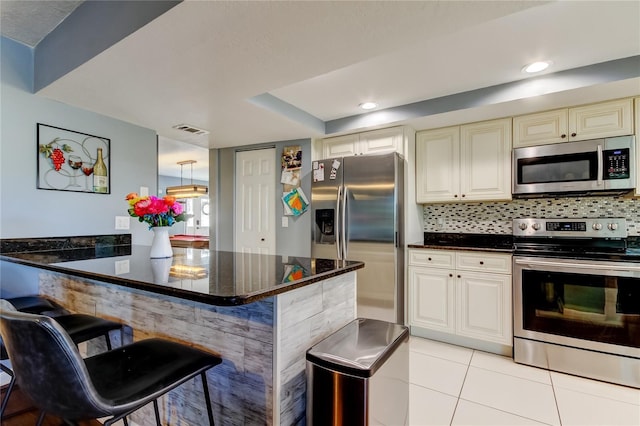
[[408, 248, 512, 346]]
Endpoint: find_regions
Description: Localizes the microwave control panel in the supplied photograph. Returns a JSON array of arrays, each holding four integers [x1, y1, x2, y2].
[[604, 148, 630, 180]]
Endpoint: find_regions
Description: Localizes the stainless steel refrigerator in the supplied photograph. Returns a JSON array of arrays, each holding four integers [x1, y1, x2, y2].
[[311, 152, 404, 324]]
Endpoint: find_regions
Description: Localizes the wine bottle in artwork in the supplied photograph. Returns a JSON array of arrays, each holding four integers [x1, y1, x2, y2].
[[93, 148, 108, 193]]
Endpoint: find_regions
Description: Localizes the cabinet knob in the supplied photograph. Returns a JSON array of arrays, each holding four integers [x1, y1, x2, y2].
[[454, 194, 458, 198], [561, 134, 567, 139], [457, 275, 461, 279], [449, 273, 453, 278], [479, 261, 484, 265], [571, 132, 577, 137], [461, 194, 466, 198], [428, 257, 432, 261]]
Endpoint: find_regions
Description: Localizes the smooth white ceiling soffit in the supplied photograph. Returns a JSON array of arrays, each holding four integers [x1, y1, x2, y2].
[[12, 1, 640, 149]]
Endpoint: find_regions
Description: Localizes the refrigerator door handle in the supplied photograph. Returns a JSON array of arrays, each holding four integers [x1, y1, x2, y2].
[[342, 186, 348, 259], [335, 185, 342, 259]]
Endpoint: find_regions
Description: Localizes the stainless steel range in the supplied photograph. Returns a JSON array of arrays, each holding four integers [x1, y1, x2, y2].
[[512, 218, 640, 388]]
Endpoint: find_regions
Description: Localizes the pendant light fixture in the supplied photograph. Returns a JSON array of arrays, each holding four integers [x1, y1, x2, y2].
[[166, 160, 208, 198]]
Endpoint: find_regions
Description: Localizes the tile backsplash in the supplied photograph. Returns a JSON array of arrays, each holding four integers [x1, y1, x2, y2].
[[423, 196, 640, 236]]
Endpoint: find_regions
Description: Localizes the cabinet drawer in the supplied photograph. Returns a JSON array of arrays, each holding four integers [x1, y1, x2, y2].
[[408, 249, 455, 268], [455, 252, 512, 274]]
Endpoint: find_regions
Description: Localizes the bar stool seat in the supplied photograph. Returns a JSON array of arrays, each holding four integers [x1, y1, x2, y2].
[[0, 310, 222, 426], [3, 296, 58, 314], [54, 314, 122, 349], [0, 299, 123, 419]]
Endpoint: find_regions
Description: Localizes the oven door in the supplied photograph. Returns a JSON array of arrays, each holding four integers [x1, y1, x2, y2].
[[514, 256, 640, 358]]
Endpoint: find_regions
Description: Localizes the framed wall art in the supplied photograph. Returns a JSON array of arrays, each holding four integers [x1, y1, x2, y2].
[[37, 123, 111, 194]]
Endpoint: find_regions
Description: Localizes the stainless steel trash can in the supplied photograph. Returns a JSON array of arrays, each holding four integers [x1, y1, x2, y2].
[[306, 318, 409, 426]]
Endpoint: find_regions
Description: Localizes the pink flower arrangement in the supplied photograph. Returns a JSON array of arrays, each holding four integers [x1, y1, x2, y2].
[[126, 193, 186, 228]]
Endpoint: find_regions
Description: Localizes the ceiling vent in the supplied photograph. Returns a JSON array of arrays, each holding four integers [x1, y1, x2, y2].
[[172, 124, 210, 136]]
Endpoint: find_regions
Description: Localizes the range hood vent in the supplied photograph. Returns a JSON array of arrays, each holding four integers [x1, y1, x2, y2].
[[172, 123, 210, 136]]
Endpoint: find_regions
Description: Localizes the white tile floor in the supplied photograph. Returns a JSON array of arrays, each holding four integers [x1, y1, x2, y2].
[[3, 336, 638, 425], [409, 336, 640, 426]]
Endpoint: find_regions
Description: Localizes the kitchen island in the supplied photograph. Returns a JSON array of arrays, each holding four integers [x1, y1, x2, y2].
[[1, 241, 363, 425]]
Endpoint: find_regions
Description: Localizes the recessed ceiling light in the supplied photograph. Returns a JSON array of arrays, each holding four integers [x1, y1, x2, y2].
[[359, 102, 378, 110], [522, 61, 552, 74]]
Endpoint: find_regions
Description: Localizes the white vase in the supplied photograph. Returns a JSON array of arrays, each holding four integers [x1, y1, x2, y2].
[[149, 226, 173, 258]]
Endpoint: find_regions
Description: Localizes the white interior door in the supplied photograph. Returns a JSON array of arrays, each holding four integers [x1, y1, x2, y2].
[[234, 148, 276, 254], [184, 197, 210, 236]]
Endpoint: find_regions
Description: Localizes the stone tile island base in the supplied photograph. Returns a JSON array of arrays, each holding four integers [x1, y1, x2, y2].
[[39, 270, 356, 425]]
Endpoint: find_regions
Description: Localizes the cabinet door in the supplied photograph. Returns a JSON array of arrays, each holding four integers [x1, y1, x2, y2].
[[459, 118, 512, 202], [456, 272, 512, 345], [408, 267, 455, 333], [513, 108, 568, 147], [359, 127, 404, 156], [568, 98, 634, 141], [415, 127, 460, 203], [322, 134, 360, 158]]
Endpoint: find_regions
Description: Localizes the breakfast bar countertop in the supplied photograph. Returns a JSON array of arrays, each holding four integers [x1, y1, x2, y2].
[[0, 245, 363, 306]]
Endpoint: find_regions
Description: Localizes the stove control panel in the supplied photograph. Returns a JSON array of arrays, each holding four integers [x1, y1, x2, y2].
[[513, 218, 627, 238]]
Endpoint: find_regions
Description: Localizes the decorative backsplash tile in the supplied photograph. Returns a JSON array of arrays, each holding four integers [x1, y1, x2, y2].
[[423, 196, 640, 236]]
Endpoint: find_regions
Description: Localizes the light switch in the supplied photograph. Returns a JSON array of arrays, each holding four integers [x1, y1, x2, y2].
[[282, 216, 289, 227], [140, 186, 149, 197], [114, 260, 130, 275], [115, 216, 130, 230]]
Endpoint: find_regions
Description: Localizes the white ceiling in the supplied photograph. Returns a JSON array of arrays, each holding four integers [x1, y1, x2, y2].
[[2, 0, 640, 181]]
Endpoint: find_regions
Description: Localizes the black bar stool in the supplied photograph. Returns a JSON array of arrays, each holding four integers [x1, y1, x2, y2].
[[0, 297, 123, 419], [0, 309, 222, 425]]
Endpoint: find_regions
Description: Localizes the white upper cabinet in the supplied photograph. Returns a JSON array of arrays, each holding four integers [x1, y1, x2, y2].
[[513, 108, 569, 146], [460, 118, 512, 201], [416, 118, 512, 203], [514, 98, 634, 147], [320, 126, 407, 159], [322, 134, 360, 158], [415, 126, 459, 202]]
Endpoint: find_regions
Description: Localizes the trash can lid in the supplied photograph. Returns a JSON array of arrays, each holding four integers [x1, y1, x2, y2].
[[306, 318, 409, 378]]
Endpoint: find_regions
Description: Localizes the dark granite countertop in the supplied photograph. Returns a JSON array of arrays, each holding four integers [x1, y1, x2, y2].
[[0, 245, 364, 306], [408, 233, 514, 253], [408, 233, 640, 261]]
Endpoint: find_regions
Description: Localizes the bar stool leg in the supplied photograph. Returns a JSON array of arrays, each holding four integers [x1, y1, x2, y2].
[[201, 372, 215, 425], [153, 399, 161, 426], [104, 332, 113, 351], [35, 410, 46, 426]]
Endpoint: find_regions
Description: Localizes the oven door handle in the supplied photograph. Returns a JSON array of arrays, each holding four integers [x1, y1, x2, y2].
[[514, 258, 640, 272]]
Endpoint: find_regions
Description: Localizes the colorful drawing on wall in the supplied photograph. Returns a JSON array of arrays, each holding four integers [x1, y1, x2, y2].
[[282, 187, 309, 216], [37, 123, 111, 194]]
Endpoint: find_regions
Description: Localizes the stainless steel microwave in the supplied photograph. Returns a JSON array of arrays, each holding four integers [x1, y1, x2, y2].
[[512, 136, 636, 197]]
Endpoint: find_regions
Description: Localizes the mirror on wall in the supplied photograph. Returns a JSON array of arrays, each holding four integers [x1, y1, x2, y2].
[[157, 136, 210, 237]]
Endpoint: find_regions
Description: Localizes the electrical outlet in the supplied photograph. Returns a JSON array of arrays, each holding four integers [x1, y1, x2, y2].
[[114, 260, 130, 275], [281, 216, 289, 227], [115, 216, 130, 230]]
